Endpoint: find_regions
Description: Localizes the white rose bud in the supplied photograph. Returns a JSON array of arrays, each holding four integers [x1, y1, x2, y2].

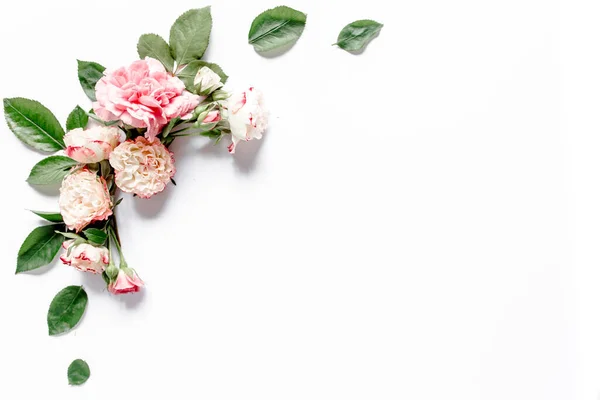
[[60, 240, 109, 274], [225, 87, 269, 154], [193, 66, 223, 95], [64, 126, 121, 163]]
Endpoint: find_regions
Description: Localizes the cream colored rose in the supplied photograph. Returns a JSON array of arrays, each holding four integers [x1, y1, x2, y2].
[[59, 169, 113, 232], [109, 137, 176, 198], [226, 87, 268, 153], [64, 126, 121, 163], [60, 240, 109, 274], [193, 66, 223, 95]]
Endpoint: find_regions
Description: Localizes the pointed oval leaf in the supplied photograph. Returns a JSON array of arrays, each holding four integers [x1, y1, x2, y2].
[[27, 156, 78, 185], [66, 105, 89, 131], [68, 359, 90, 386], [30, 210, 63, 223], [47, 285, 88, 336], [248, 6, 307, 53], [77, 60, 105, 101], [137, 33, 175, 72], [83, 228, 107, 245], [17, 224, 65, 273], [3, 98, 65, 152], [169, 7, 212, 65], [177, 61, 228, 92], [334, 20, 383, 53]]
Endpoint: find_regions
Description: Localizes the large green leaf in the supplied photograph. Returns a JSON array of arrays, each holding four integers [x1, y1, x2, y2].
[[68, 359, 90, 386], [47, 285, 88, 336], [30, 210, 63, 223], [66, 105, 89, 131], [77, 60, 105, 101], [16, 224, 65, 273], [169, 7, 212, 65], [137, 33, 175, 72], [27, 155, 78, 185], [177, 61, 228, 92], [3, 98, 65, 152], [248, 6, 307, 53], [83, 228, 107, 245], [334, 20, 383, 53]]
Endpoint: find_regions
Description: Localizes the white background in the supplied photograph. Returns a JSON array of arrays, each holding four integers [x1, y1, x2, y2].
[[0, 0, 590, 398]]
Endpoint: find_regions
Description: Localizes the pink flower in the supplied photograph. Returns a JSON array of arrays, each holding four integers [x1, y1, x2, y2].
[[226, 87, 268, 154], [64, 126, 121, 163], [93, 57, 201, 141], [60, 240, 109, 274], [203, 110, 221, 123], [108, 268, 144, 295]]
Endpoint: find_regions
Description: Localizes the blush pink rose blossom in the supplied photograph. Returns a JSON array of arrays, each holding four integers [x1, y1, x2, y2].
[[60, 240, 109, 274], [64, 126, 121, 163], [108, 268, 144, 294], [93, 57, 201, 141]]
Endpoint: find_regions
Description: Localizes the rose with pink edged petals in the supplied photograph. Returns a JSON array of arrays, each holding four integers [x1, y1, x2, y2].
[[108, 268, 144, 295], [60, 240, 109, 274], [64, 126, 121, 163], [226, 87, 268, 154]]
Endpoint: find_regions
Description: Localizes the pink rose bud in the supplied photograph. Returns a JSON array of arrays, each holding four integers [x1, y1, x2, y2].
[[203, 110, 221, 123], [60, 240, 109, 274], [64, 126, 121, 163], [108, 267, 144, 295]]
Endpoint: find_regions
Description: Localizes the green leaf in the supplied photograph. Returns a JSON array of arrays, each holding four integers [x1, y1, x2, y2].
[[169, 7, 212, 65], [16, 224, 65, 273], [248, 6, 307, 53], [30, 210, 63, 223], [66, 105, 89, 131], [68, 359, 90, 386], [83, 228, 107, 245], [3, 98, 65, 152], [77, 60, 105, 101], [27, 156, 78, 185], [138, 33, 175, 72], [47, 285, 88, 336], [177, 61, 228, 92], [334, 20, 383, 53]]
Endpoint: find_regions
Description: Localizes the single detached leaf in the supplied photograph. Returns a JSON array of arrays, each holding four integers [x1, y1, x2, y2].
[[68, 359, 90, 386], [47, 285, 88, 336], [30, 210, 63, 223], [177, 61, 228, 92], [77, 60, 105, 101], [17, 224, 65, 273], [3, 98, 65, 152], [27, 156, 78, 185], [169, 7, 212, 65], [138, 33, 175, 72], [248, 6, 306, 53], [66, 105, 89, 131], [83, 228, 107, 245], [334, 20, 383, 53]]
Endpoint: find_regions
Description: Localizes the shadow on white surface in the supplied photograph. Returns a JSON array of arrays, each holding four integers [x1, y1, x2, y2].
[[133, 190, 171, 218], [232, 133, 266, 174], [118, 289, 145, 309], [81, 271, 108, 294]]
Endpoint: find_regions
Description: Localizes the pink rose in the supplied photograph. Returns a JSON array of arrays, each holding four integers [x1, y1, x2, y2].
[[93, 57, 201, 141], [64, 126, 121, 163], [108, 268, 144, 294], [203, 110, 221, 123], [226, 87, 268, 154], [60, 240, 109, 274]]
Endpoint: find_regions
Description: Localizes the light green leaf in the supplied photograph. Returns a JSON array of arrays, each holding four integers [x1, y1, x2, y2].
[[169, 7, 212, 65], [334, 20, 383, 53], [83, 228, 107, 245], [177, 61, 228, 92], [248, 6, 307, 53], [47, 286, 88, 336], [66, 105, 89, 131], [137, 33, 175, 72], [77, 60, 105, 101], [16, 224, 65, 273], [3, 98, 65, 152], [30, 211, 63, 223], [27, 156, 78, 185], [68, 359, 90, 386]]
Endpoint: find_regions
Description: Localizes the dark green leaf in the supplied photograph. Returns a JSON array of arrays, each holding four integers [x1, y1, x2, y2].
[[27, 156, 78, 185], [77, 60, 105, 101], [334, 20, 383, 53], [17, 224, 65, 273], [30, 211, 63, 223], [83, 228, 107, 245], [248, 6, 307, 53], [66, 105, 89, 131], [177, 61, 228, 92], [68, 359, 90, 386], [47, 286, 88, 336], [3, 98, 65, 152], [137, 33, 175, 72], [169, 7, 212, 65]]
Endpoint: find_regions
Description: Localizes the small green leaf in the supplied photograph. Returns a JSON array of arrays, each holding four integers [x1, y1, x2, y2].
[[334, 20, 383, 53], [17, 224, 65, 273], [169, 7, 212, 65], [248, 6, 307, 53], [47, 286, 88, 336], [177, 61, 228, 92], [83, 228, 107, 245], [77, 60, 105, 101], [27, 156, 78, 185], [68, 359, 90, 386], [57, 231, 83, 241], [3, 98, 65, 152], [66, 106, 89, 131], [30, 211, 63, 223], [137, 33, 175, 72]]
